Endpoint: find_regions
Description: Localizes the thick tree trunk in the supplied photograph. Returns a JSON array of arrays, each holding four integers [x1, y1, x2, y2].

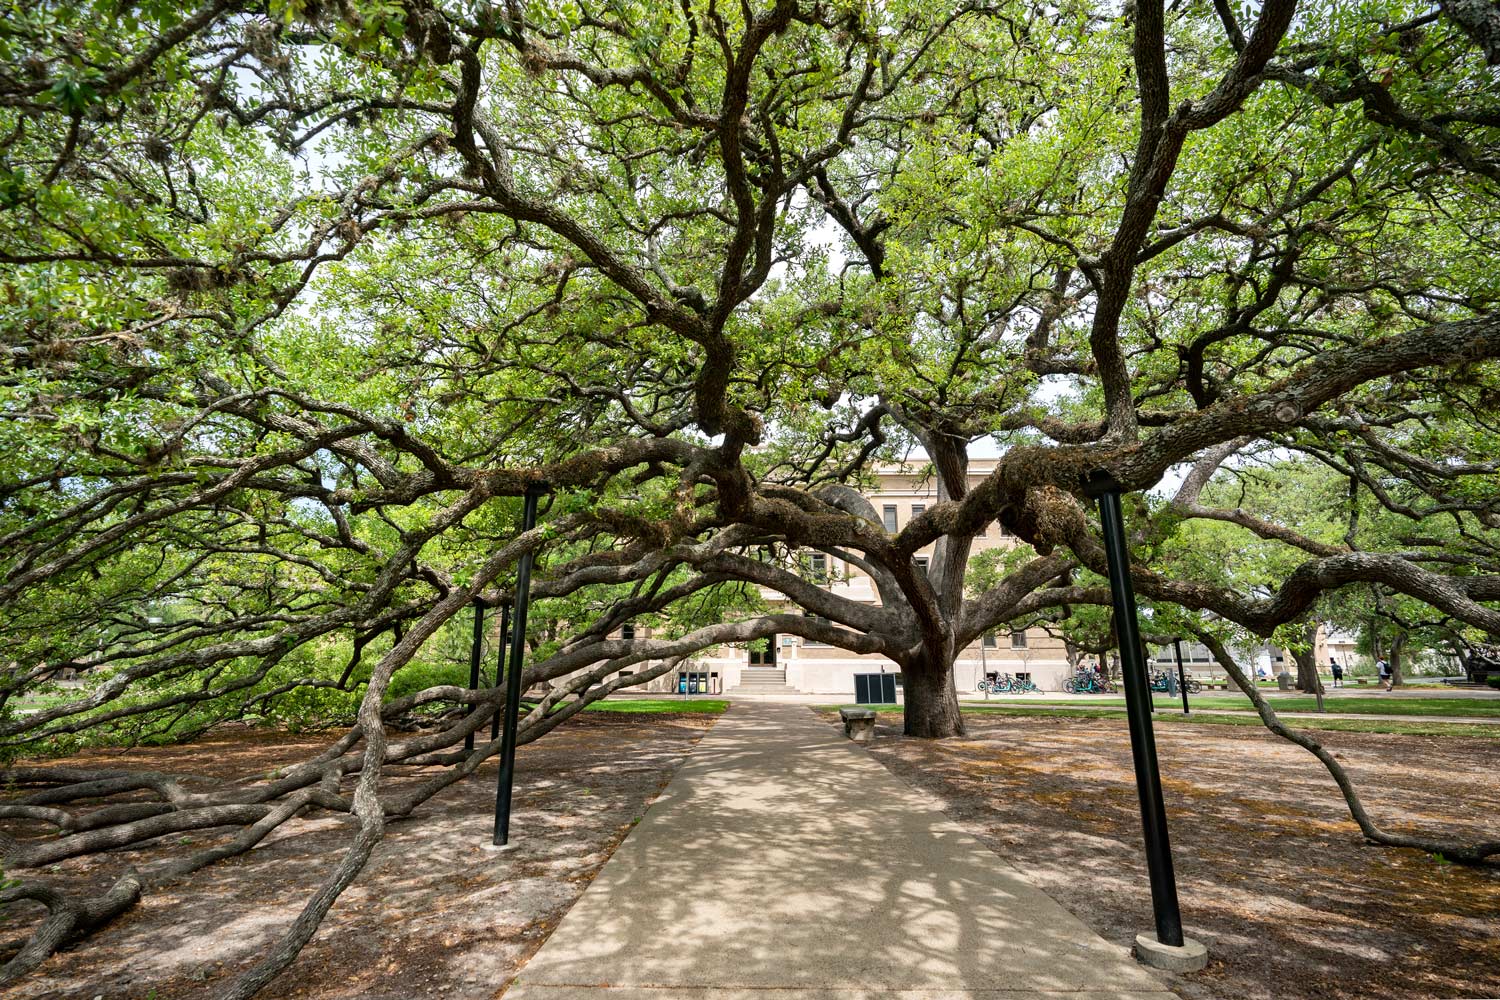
[[1391, 631, 1408, 687], [1292, 624, 1325, 711], [901, 657, 965, 738]]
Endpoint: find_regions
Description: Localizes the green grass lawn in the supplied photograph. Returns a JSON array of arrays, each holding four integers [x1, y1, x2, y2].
[[977, 694, 1500, 718], [8, 692, 74, 713], [826, 704, 1500, 739], [581, 698, 729, 714]]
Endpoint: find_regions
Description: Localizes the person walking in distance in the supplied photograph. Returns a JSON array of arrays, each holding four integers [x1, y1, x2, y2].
[[1330, 656, 1344, 689], [1377, 656, 1392, 691]]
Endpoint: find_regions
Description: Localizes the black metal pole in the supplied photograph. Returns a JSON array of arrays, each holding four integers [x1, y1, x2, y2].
[[1084, 470, 1185, 948], [1173, 638, 1191, 715], [493, 484, 545, 847], [492, 601, 510, 741], [465, 601, 485, 752]]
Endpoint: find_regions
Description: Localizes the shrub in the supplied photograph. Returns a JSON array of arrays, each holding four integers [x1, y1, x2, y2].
[[385, 659, 473, 703]]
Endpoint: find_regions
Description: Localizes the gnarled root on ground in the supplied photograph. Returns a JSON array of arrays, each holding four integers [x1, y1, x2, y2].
[[1194, 628, 1500, 864]]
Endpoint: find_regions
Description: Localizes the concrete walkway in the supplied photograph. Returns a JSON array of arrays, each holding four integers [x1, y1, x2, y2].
[[506, 702, 1177, 1000]]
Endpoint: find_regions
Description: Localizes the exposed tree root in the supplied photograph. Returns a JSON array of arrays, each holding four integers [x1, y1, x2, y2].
[[0, 872, 143, 985], [1194, 628, 1500, 864], [0, 647, 676, 995]]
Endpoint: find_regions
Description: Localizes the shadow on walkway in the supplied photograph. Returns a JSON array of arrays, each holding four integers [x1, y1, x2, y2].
[[506, 702, 1178, 999]]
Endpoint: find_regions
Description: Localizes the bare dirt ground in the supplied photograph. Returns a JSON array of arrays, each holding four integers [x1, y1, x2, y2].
[[843, 712, 1500, 1000], [2, 711, 716, 1000]]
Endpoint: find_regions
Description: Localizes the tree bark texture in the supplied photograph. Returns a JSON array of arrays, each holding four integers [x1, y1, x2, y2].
[[902, 653, 966, 738]]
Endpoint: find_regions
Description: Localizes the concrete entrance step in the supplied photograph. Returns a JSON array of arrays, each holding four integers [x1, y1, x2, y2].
[[730, 668, 793, 693], [737, 668, 786, 682]]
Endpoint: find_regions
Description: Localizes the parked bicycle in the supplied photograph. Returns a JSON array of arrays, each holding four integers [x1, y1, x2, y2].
[[1063, 667, 1115, 694], [1149, 668, 1203, 694], [977, 673, 1016, 694], [977, 673, 1042, 695]]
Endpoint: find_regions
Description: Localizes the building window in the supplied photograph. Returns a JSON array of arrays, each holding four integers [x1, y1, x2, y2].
[[911, 503, 926, 519], [1015, 672, 1031, 682], [914, 555, 929, 576], [808, 552, 827, 582], [621, 623, 635, 640], [1010, 630, 1028, 649], [982, 633, 997, 649], [883, 505, 898, 533]]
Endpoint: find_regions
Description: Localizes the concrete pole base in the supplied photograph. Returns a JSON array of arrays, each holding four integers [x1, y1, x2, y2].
[[481, 841, 519, 853], [1134, 932, 1209, 972]]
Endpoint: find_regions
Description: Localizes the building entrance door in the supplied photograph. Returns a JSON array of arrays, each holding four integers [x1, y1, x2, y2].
[[748, 637, 777, 667]]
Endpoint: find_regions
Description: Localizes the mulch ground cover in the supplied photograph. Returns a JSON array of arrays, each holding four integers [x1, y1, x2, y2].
[[2, 711, 716, 1000], [842, 711, 1500, 1000]]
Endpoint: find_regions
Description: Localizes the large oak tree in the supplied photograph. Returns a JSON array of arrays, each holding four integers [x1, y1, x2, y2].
[[2, 0, 1498, 993]]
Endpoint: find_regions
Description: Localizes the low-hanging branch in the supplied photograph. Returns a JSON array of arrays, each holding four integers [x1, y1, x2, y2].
[[1192, 628, 1500, 864]]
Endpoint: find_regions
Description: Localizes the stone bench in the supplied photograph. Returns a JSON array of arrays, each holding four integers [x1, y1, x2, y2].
[[839, 707, 877, 743]]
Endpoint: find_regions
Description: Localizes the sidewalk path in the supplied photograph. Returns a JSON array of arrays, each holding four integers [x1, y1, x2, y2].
[[506, 702, 1177, 1000]]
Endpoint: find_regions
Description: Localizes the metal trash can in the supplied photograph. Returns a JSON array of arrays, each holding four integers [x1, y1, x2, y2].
[[1277, 671, 1293, 691], [679, 670, 713, 694]]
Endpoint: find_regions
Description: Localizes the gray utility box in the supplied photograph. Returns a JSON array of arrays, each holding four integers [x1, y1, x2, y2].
[[853, 672, 898, 705]]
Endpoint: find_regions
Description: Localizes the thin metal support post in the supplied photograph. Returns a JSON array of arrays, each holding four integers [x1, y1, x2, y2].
[[979, 638, 990, 700], [1084, 470, 1185, 948], [465, 601, 485, 752], [492, 601, 510, 741], [493, 485, 545, 847], [1173, 639, 1191, 715]]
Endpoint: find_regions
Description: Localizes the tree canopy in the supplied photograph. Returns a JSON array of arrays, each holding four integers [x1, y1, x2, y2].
[[2, 0, 1498, 992]]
